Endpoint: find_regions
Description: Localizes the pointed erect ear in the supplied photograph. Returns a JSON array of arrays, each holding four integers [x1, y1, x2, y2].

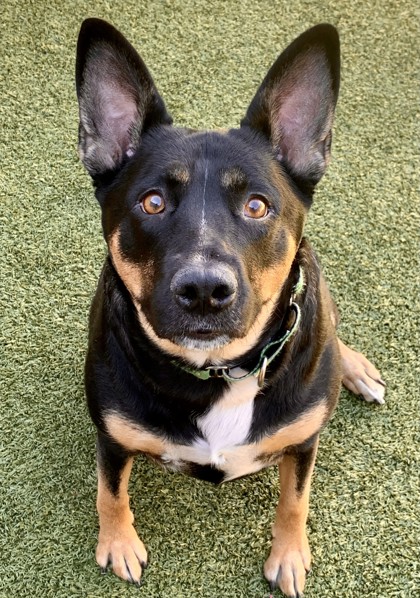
[[241, 24, 340, 191], [76, 18, 172, 177]]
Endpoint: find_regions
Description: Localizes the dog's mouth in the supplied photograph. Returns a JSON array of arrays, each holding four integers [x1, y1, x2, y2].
[[173, 327, 231, 350], [192, 327, 219, 338]]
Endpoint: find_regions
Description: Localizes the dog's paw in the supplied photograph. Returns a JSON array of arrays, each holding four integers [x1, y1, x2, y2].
[[96, 522, 148, 584], [339, 340, 386, 405], [264, 535, 311, 598]]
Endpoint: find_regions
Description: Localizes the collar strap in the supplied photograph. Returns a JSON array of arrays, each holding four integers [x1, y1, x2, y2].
[[173, 265, 304, 388]]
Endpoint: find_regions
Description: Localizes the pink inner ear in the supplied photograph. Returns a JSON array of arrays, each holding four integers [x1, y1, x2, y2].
[[83, 44, 141, 160], [99, 81, 138, 155], [271, 51, 333, 173], [279, 90, 322, 137]]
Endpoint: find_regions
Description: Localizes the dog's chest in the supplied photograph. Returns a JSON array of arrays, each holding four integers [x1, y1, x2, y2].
[[106, 376, 327, 484], [161, 374, 262, 480]]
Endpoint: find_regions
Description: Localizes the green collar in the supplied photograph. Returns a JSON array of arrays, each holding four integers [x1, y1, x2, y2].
[[172, 266, 304, 388]]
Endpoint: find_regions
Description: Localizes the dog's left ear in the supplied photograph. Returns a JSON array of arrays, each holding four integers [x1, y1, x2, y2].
[[76, 18, 172, 178], [241, 24, 340, 192]]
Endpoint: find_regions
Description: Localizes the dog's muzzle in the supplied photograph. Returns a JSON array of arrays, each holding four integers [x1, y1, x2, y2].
[[170, 264, 238, 315]]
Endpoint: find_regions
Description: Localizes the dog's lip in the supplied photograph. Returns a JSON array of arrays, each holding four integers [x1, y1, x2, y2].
[[188, 328, 222, 338], [173, 327, 229, 343], [195, 327, 215, 334], [172, 329, 231, 351]]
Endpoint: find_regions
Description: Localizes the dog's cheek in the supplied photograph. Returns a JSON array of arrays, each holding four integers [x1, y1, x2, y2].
[[248, 230, 298, 305], [270, 162, 307, 242], [258, 254, 296, 304], [108, 230, 154, 301]]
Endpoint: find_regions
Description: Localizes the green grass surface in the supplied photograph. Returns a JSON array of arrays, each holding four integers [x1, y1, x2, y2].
[[0, 1, 418, 597]]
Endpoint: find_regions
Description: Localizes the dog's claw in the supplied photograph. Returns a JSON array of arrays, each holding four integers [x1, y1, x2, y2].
[[124, 558, 134, 584], [358, 381, 385, 405], [354, 374, 386, 404]]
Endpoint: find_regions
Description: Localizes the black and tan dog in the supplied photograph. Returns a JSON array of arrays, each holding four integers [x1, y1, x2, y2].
[[76, 19, 385, 597]]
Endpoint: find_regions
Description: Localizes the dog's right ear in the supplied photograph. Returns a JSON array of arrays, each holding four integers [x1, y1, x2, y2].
[[76, 18, 172, 178]]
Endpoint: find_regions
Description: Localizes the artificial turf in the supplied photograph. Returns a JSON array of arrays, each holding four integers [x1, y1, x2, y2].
[[0, 1, 418, 596]]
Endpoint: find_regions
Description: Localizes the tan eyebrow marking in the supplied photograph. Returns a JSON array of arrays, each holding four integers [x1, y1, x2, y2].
[[220, 167, 247, 190], [166, 163, 190, 185]]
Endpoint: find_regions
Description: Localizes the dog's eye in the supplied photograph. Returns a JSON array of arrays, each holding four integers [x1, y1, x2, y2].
[[244, 196, 269, 219], [140, 193, 165, 215]]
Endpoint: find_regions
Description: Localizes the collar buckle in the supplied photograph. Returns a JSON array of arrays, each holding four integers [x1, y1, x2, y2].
[[205, 365, 229, 379]]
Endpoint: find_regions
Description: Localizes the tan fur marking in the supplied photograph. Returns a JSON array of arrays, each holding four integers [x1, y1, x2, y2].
[[108, 230, 143, 300], [167, 164, 190, 185], [97, 457, 133, 525], [257, 401, 326, 455], [105, 411, 166, 455], [220, 167, 246, 189], [258, 232, 297, 304], [102, 403, 325, 483], [271, 162, 306, 243], [96, 457, 148, 582], [264, 437, 319, 596]]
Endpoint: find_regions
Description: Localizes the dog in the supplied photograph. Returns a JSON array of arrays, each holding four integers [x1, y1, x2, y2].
[[75, 18, 386, 597]]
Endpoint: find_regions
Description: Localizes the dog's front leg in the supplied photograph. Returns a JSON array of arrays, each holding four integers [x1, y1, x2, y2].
[[264, 436, 319, 598], [95, 432, 147, 584]]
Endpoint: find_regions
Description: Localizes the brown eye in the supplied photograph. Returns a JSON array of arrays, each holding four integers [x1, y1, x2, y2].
[[141, 193, 165, 214], [244, 196, 269, 219]]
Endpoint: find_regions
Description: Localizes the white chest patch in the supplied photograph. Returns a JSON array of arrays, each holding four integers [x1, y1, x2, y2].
[[160, 371, 263, 479], [195, 374, 257, 464]]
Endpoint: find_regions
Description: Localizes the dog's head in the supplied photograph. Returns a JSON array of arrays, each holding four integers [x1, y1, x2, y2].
[[76, 19, 340, 365]]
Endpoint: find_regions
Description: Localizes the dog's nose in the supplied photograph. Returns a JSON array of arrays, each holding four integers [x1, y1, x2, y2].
[[171, 265, 238, 314]]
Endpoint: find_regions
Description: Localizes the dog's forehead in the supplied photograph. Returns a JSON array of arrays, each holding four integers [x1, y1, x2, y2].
[[139, 127, 274, 187]]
